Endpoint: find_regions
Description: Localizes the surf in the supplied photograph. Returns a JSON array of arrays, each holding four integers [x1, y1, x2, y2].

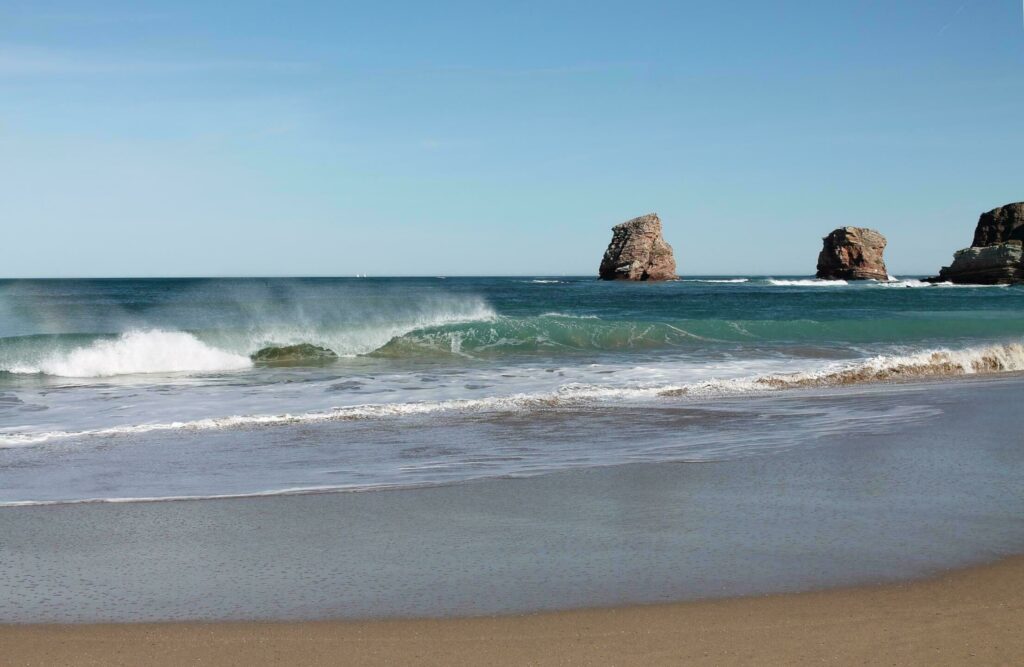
[[4, 339, 1022, 448]]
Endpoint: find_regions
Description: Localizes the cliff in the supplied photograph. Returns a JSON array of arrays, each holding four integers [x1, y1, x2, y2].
[[931, 202, 1024, 284]]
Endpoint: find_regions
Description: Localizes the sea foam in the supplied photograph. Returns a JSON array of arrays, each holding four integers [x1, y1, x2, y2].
[[4, 340, 1022, 448], [7, 330, 252, 378], [767, 278, 848, 286]]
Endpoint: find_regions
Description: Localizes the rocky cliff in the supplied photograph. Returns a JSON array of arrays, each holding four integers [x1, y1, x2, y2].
[[931, 202, 1024, 284], [971, 202, 1024, 247], [599, 213, 677, 281], [815, 227, 888, 280], [935, 241, 1024, 285]]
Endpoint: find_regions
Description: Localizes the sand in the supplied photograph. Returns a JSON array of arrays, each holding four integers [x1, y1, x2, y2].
[[3, 555, 1022, 666]]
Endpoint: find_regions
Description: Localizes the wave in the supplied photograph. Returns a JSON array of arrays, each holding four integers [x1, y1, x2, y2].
[[682, 278, 749, 283], [369, 315, 1024, 357], [0, 483, 441, 507], [4, 340, 1021, 448], [0, 300, 498, 377], [660, 341, 1024, 395], [538, 312, 600, 319], [6, 311, 1024, 372], [2, 330, 252, 377], [767, 278, 848, 286]]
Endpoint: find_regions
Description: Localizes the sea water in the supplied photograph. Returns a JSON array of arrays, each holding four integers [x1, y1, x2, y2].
[[1, 276, 1022, 505]]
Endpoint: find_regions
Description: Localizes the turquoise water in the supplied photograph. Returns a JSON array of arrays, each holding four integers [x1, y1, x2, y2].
[[0, 276, 1022, 504]]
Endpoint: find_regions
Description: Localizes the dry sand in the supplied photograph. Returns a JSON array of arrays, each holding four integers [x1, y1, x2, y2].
[[3, 555, 1022, 666]]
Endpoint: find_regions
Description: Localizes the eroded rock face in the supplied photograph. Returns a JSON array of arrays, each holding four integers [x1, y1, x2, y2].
[[815, 227, 888, 280], [971, 202, 1024, 247], [936, 241, 1024, 285], [599, 213, 677, 281], [930, 202, 1024, 284]]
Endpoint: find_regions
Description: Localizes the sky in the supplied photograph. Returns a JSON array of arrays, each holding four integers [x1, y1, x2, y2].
[[1, 0, 1022, 277]]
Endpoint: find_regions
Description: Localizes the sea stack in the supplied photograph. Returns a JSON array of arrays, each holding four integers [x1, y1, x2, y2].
[[599, 213, 677, 281], [933, 202, 1024, 284], [815, 227, 888, 281]]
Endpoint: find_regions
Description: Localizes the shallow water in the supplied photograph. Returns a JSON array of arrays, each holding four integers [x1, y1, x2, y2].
[[1, 376, 1022, 623]]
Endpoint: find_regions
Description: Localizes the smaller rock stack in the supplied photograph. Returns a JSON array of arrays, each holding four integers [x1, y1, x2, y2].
[[599, 213, 677, 281], [932, 203, 1024, 284], [815, 227, 889, 281]]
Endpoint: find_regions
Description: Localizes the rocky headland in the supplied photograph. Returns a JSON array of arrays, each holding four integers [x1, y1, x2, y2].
[[599, 213, 677, 281], [931, 202, 1024, 284], [815, 227, 888, 281]]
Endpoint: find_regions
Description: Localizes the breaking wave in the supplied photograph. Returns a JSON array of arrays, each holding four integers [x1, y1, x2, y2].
[[3, 340, 1021, 448], [0, 301, 498, 377], [2, 330, 252, 377], [767, 279, 849, 287], [682, 278, 750, 283], [7, 313, 1024, 375], [369, 315, 1024, 357]]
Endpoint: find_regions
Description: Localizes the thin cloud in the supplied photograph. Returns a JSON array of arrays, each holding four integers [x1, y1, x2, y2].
[[936, 0, 974, 36], [24, 11, 173, 25], [0, 46, 307, 76]]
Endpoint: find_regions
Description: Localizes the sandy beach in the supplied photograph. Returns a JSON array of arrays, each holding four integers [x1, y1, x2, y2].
[[3, 555, 1022, 666]]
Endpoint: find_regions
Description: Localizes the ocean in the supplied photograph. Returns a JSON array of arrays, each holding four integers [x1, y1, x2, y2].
[[1, 275, 1023, 506]]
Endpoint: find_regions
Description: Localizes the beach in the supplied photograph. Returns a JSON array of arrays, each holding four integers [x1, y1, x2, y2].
[[1, 375, 1023, 665], [2, 278, 1024, 662], [3, 556, 1022, 665]]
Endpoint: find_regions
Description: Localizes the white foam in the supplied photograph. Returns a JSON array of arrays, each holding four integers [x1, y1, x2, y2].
[[7, 330, 252, 378], [874, 278, 932, 288], [539, 312, 600, 319], [682, 278, 749, 283], [4, 340, 1022, 448], [767, 279, 848, 286]]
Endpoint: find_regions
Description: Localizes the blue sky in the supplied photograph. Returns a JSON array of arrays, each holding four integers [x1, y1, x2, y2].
[[1, 0, 1022, 277]]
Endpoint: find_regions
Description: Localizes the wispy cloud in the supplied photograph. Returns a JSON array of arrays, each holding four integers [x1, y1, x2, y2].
[[0, 46, 307, 77], [936, 0, 974, 37], [23, 11, 172, 26]]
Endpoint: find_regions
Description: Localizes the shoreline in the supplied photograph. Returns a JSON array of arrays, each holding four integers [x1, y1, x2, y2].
[[5, 371, 1024, 509], [4, 374, 1024, 624], [3, 555, 1022, 665]]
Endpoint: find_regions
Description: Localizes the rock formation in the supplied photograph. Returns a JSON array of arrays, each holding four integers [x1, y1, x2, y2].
[[971, 202, 1024, 247], [931, 202, 1024, 284], [251, 343, 338, 364], [599, 213, 677, 281], [815, 227, 888, 280], [936, 242, 1024, 285]]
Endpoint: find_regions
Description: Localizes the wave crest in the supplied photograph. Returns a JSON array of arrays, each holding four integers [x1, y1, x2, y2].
[[767, 279, 848, 287], [661, 342, 1024, 396], [6, 330, 252, 378]]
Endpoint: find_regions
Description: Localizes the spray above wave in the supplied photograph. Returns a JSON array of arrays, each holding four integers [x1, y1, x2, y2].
[[4, 340, 1022, 448], [0, 298, 498, 377]]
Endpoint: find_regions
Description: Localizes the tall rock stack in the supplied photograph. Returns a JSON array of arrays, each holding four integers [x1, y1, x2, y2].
[[933, 202, 1024, 284], [815, 227, 889, 280], [599, 213, 677, 281]]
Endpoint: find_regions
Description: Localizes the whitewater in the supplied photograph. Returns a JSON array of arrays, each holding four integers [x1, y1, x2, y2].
[[1, 276, 1023, 505]]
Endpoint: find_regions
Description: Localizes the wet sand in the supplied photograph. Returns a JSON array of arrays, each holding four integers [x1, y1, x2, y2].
[[3, 555, 1023, 666]]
